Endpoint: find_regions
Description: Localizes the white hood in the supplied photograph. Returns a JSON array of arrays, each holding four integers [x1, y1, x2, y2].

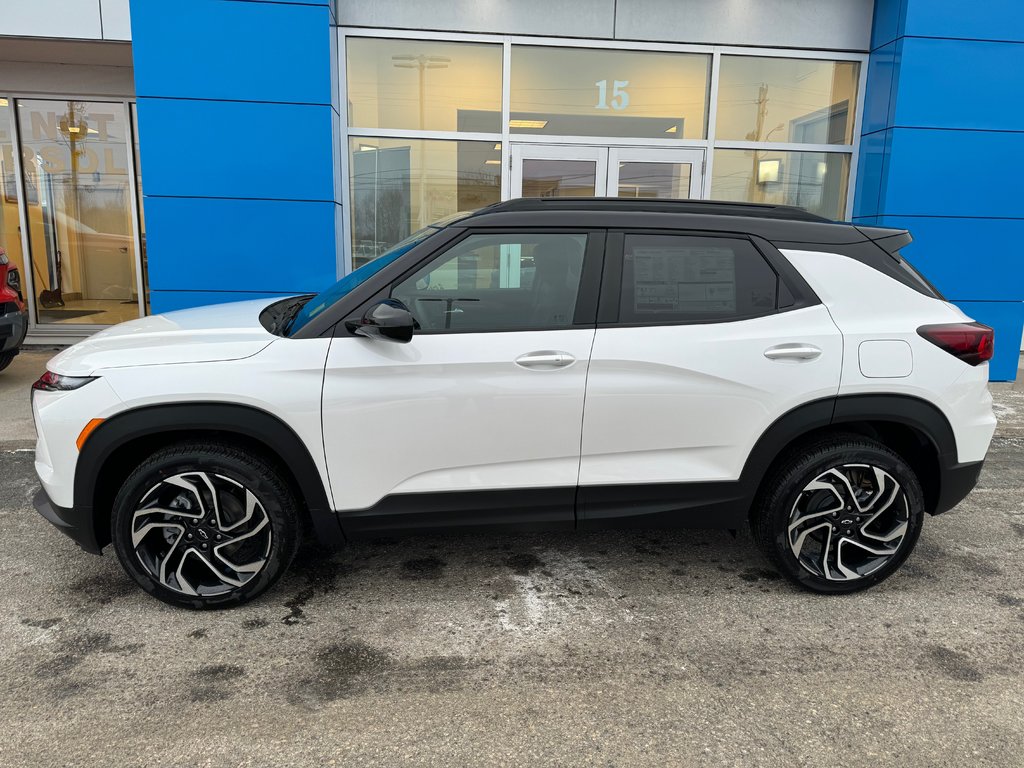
[[49, 298, 283, 377]]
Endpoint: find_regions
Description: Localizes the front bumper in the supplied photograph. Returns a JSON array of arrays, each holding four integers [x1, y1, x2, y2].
[[0, 306, 27, 353], [934, 459, 985, 515], [32, 487, 102, 554]]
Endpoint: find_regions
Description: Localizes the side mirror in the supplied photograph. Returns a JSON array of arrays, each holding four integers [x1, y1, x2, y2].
[[345, 299, 417, 343]]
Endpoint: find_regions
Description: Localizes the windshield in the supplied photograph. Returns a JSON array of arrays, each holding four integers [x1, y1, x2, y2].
[[287, 226, 438, 335]]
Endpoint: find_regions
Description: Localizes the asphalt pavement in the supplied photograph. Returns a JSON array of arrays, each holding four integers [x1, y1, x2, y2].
[[1, 348, 1023, 767]]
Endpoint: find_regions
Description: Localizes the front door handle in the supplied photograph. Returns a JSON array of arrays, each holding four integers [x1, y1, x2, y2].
[[764, 343, 823, 361], [515, 350, 576, 369]]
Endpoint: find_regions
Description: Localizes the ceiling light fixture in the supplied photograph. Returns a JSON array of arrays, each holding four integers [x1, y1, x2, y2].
[[508, 119, 548, 129]]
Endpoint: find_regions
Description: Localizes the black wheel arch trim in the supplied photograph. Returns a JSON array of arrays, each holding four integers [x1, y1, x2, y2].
[[75, 402, 342, 550], [740, 392, 964, 515]]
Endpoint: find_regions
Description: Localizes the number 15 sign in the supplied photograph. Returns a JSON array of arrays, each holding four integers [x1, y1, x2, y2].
[[595, 80, 630, 111]]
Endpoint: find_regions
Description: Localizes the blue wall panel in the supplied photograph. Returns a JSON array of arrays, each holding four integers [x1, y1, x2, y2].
[[135, 99, 336, 201], [894, 38, 1024, 131], [876, 216, 1024, 302], [861, 0, 1024, 379], [861, 40, 898, 136], [131, 0, 343, 318], [150, 291, 299, 314], [870, 0, 905, 49], [901, 0, 1024, 42], [882, 129, 1024, 218], [132, 0, 332, 103], [145, 197, 338, 293], [852, 128, 889, 219]]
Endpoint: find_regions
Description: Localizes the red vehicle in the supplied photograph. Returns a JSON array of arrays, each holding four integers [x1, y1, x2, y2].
[[0, 247, 28, 372]]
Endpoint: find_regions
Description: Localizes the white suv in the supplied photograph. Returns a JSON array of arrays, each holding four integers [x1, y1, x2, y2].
[[31, 199, 996, 608]]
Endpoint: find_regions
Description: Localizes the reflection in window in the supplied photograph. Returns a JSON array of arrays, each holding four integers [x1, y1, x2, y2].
[[347, 38, 503, 132], [510, 47, 709, 139], [0, 98, 28, 300], [710, 149, 850, 220], [619, 234, 778, 323], [392, 232, 586, 332], [716, 56, 859, 145], [349, 138, 501, 268], [17, 99, 141, 325]]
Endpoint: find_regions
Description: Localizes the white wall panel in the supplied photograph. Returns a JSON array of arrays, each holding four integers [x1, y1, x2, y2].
[[0, 0, 103, 40], [100, 0, 132, 40], [615, 0, 873, 51], [337, 0, 616, 39]]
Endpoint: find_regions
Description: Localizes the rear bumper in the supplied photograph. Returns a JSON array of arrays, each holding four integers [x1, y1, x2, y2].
[[934, 459, 984, 515], [32, 487, 102, 554], [0, 307, 27, 353]]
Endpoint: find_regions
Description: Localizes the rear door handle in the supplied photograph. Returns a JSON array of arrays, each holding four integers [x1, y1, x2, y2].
[[764, 343, 822, 361], [515, 351, 576, 369]]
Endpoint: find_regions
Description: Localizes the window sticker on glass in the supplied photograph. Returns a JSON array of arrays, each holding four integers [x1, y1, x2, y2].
[[631, 247, 736, 313]]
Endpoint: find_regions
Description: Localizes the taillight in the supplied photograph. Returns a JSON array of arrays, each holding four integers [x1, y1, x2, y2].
[[917, 322, 994, 366]]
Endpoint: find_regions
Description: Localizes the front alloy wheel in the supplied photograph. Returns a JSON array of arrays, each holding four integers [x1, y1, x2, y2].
[[753, 435, 925, 594], [112, 442, 300, 608], [131, 471, 273, 597]]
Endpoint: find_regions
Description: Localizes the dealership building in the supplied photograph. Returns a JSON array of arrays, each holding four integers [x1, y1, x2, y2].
[[0, 0, 1021, 378]]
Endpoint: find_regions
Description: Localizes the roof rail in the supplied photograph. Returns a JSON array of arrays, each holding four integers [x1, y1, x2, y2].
[[473, 197, 833, 223]]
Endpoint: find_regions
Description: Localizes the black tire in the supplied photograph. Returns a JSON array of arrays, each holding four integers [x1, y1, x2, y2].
[[111, 441, 301, 609], [752, 434, 925, 594], [0, 351, 15, 373]]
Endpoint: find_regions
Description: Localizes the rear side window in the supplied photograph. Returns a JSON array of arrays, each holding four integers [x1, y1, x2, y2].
[[618, 234, 778, 324], [893, 250, 945, 300]]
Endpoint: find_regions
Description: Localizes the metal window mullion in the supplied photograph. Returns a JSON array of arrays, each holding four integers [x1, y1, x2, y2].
[[713, 140, 855, 154], [846, 53, 870, 220], [500, 36, 511, 200], [338, 28, 354, 277], [346, 126, 503, 142], [6, 96, 39, 328], [124, 100, 147, 317], [506, 134, 710, 149], [703, 48, 722, 199]]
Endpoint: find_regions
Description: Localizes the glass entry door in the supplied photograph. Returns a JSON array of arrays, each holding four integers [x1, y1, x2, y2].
[[511, 144, 703, 199]]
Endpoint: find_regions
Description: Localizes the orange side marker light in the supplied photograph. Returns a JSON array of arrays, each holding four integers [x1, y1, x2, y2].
[[76, 418, 105, 451]]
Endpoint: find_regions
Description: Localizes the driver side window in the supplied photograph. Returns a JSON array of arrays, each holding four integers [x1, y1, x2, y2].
[[391, 233, 587, 332]]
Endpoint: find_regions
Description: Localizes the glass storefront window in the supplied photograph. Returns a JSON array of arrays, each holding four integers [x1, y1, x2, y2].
[[716, 56, 860, 145], [0, 98, 28, 301], [346, 38, 503, 132], [510, 46, 709, 139], [710, 149, 850, 220], [17, 99, 141, 325], [349, 137, 501, 267]]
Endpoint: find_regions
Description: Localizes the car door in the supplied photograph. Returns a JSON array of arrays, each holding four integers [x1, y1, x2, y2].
[[578, 230, 843, 524], [321, 229, 604, 534]]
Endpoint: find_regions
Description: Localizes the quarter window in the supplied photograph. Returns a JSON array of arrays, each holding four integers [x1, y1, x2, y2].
[[618, 234, 778, 324], [392, 232, 587, 332]]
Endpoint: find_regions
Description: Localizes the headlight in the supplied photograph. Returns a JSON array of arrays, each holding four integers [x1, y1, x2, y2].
[[7, 267, 21, 294], [32, 371, 97, 392]]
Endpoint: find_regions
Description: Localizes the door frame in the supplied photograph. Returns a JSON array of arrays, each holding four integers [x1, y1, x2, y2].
[[510, 143, 610, 197], [510, 142, 706, 199], [609, 146, 705, 199]]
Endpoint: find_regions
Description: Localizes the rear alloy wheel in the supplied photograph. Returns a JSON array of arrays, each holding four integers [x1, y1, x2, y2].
[[753, 436, 925, 594], [112, 443, 300, 609]]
